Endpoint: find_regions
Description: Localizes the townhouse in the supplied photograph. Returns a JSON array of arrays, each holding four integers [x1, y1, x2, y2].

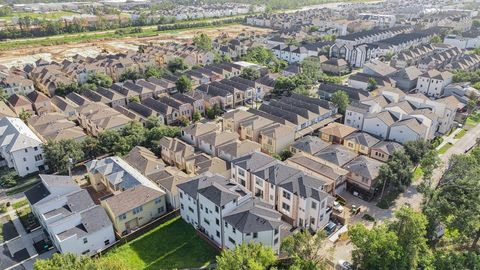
[[28, 113, 87, 142], [7, 93, 34, 115], [230, 151, 334, 231], [343, 155, 384, 200], [76, 102, 131, 136], [178, 173, 284, 252], [86, 156, 167, 235], [25, 174, 115, 256], [0, 117, 46, 176]]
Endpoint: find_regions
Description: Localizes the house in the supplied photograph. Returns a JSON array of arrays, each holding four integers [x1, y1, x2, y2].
[[148, 166, 189, 210], [321, 58, 349, 75], [388, 66, 423, 91], [197, 131, 239, 156], [7, 94, 33, 115], [28, 113, 87, 142], [370, 140, 404, 162], [142, 97, 179, 125], [0, 74, 35, 97], [230, 151, 334, 230], [217, 140, 262, 162], [348, 73, 394, 91], [76, 102, 131, 136], [181, 123, 218, 147], [24, 174, 115, 256], [178, 173, 285, 252], [51, 96, 78, 118], [416, 70, 453, 98], [158, 137, 195, 171], [343, 132, 380, 155], [362, 111, 398, 139], [290, 135, 330, 155], [0, 101, 16, 118], [0, 117, 45, 176], [319, 122, 357, 144], [26, 91, 53, 116], [86, 156, 167, 235], [122, 146, 165, 177], [158, 95, 193, 121], [314, 144, 358, 167], [318, 83, 369, 101], [363, 59, 397, 78], [343, 155, 384, 200], [388, 117, 429, 144]]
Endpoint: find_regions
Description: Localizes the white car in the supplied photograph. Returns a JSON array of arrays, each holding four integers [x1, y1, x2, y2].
[[333, 201, 344, 213], [338, 259, 353, 270]]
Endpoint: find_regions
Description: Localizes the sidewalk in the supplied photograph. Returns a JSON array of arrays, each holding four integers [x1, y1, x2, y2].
[[435, 128, 462, 151], [8, 211, 37, 257]]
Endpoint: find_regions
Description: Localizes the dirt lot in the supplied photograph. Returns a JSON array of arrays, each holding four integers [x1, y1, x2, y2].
[[0, 24, 272, 68]]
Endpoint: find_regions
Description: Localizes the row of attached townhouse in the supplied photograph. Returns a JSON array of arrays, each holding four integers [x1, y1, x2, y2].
[[230, 151, 334, 230], [7, 91, 53, 116], [25, 174, 115, 256], [178, 172, 285, 252], [0, 67, 35, 97], [344, 87, 460, 143]]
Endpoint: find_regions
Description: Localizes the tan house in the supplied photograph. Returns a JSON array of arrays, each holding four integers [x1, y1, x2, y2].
[[321, 58, 349, 75], [26, 91, 53, 116], [0, 101, 16, 118], [370, 140, 404, 162], [258, 123, 295, 155], [343, 132, 380, 155], [343, 155, 384, 200], [290, 135, 330, 155], [28, 113, 87, 142], [76, 102, 131, 136], [123, 146, 166, 176], [319, 122, 357, 144], [181, 123, 218, 147], [7, 94, 33, 115], [158, 137, 195, 171]]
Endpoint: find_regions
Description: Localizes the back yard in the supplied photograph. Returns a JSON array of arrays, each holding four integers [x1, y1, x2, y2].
[[101, 216, 218, 270]]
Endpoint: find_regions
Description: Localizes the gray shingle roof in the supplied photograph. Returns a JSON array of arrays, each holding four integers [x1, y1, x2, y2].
[[223, 198, 283, 233]]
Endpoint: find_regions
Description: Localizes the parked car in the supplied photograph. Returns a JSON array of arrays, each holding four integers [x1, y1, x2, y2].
[[333, 201, 344, 213], [338, 259, 353, 270], [324, 221, 337, 235]]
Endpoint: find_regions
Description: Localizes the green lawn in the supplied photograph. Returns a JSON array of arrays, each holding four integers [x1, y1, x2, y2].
[[5, 176, 39, 196], [438, 143, 453, 155], [465, 111, 480, 128], [413, 167, 424, 181], [454, 129, 467, 139], [12, 199, 28, 210], [101, 217, 218, 270]]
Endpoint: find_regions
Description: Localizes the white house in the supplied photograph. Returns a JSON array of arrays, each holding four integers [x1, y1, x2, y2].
[[177, 173, 284, 252], [416, 70, 453, 98], [362, 111, 398, 139], [25, 174, 115, 256], [0, 117, 46, 177]]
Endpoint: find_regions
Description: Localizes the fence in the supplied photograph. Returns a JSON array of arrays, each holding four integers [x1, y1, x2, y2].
[[94, 209, 180, 257], [195, 229, 223, 253]]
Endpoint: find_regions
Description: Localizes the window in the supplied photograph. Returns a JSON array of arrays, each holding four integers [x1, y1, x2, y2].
[[204, 218, 210, 225], [215, 206, 219, 213], [225, 223, 228, 228], [34, 146, 38, 151], [274, 228, 279, 235], [200, 204, 203, 210], [188, 206, 194, 213], [282, 202, 290, 212], [26, 166, 29, 171], [310, 217, 315, 225], [232, 227, 236, 234], [253, 232, 258, 238], [311, 201, 317, 209], [238, 169, 245, 177], [23, 157, 27, 162], [274, 238, 279, 245], [158, 207, 164, 214], [255, 177, 263, 186], [24, 149, 28, 153], [133, 206, 143, 214], [104, 239, 110, 246], [216, 231, 220, 238], [180, 192, 183, 199], [228, 237, 236, 245], [119, 213, 127, 220], [83, 238, 88, 244], [34, 154, 43, 161], [181, 203, 184, 210], [282, 190, 291, 200], [82, 250, 90, 255], [155, 198, 162, 204], [216, 218, 220, 225]]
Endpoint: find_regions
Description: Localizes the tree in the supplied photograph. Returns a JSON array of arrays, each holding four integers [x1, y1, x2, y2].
[[331, 90, 349, 114], [293, 85, 311, 97], [145, 66, 167, 79], [216, 242, 277, 270], [0, 88, 7, 102], [55, 82, 79, 96], [176, 75, 193, 93], [404, 139, 430, 164], [19, 109, 32, 123], [86, 72, 113, 87], [274, 76, 297, 94], [367, 77, 377, 91], [145, 115, 162, 129], [434, 250, 480, 270], [119, 69, 142, 82], [377, 151, 414, 194], [193, 33, 213, 51], [430, 34, 442, 43], [81, 136, 103, 159], [418, 149, 441, 192], [241, 67, 261, 81], [279, 149, 293, 161], [167, 58, 188, 73], [34, 253, 94, 270], [98, 129, 121, 154], [281, 230, 328, 270], [44, 139, 84, 173], [129, 96, 140, 103], [192, 111, 201, 122], [300, 57, 322, 82]]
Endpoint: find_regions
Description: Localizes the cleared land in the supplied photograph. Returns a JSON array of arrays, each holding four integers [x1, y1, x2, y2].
[[101, 216, 218, 270]]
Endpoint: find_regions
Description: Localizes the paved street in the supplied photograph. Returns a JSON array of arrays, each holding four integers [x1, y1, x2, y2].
[[329, 122, 480, 265]]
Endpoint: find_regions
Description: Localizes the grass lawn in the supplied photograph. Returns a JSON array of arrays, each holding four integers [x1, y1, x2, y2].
[[438, 143, 453, 155], [11, 199, 28, 210], [413, 167, 424, 181], [101, 216, 218, 270], [454, 129, 467, 139], [465, 111, 480, 128]]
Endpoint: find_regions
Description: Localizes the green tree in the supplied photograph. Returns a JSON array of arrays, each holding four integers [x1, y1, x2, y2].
[[331, 90, 349, 114], [216, 242, 277, 270], [145, 115, 162, 129], [418, 149, 441, 192], [377, 151, 414, 195], [367, 77, 377, 91], [55, 82, 79, 96], [193, 33, 213, 51], [98, 129, 121, 154], [87, 72, 113, 87], [129, 96, 140, 103], [176, 75, 193, 93], [430, 34, 442, 43], [241, 67, 261, 81], [19, 109, 32, 123], [44, 139, 84, 173], [349, 224, 402, 270], [145, 66, 167, 79], [281, 230, 328, 270], [34, 253, 94, 270], [81, 136, 103, 159], [279, 149, 293, 161], [274, 76, 297, 94], [167, 58, 188, 73], [0, 88, 7, 102], [119, 69, 142, 82], [404, 139, 430, 164], [192, 111, 201, 122], [434, 250, 480, 270], [300, 57, 322, 82]]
